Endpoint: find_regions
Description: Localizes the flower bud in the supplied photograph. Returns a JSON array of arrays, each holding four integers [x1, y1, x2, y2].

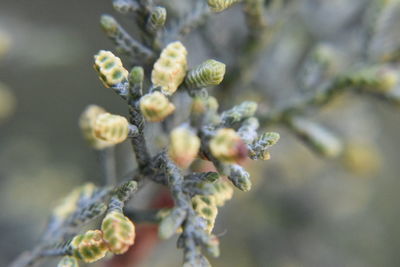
[[249, 132, 280, 160], [147, 6, 167, 31], [192, 195, 218, 233], [100, 15, 118, 36], [101, 210, 136, 254], [140, 91, 175, 122], [228, 165, 251, 192], [129, 66, 144, 85], [93, 113, 129, 145], [212, 180, 234, 207], [169, 127, 201, 168], [209, 128, 248, 163], [221, 101, 258, 126], [207, 0, 240, 12], [79, 105, 114, 150], [70, 230, 108, 263], [94, 50, 128, 88], [185, 59, 226, 88], [151, 41, 187, 95], [57, 256, 79, 267], [158, 207, 186, 239]]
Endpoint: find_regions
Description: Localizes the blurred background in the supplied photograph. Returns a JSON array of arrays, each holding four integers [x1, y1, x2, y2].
[[1, 0, 400, 266]]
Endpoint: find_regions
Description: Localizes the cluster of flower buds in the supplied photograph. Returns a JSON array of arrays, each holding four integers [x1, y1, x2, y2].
[[79, 6, 282, 266], [168, 126, 201, 168], [94, 50, 128, 88], [209, 128, 248, 163], [61, 209, 135, 265], [151, 41, 188, 95], [101, 210, 136, 254]]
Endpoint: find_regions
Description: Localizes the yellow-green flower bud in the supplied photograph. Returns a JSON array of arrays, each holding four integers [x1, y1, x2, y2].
[[185, 59, 226, 88], [57, 256, 79, 267], [212, 180, 234, 207], [94, 50, 129, 88], [207, 0, 240, 12], [209, 128, 248, 163], [191, 97, 207, 115], [70, 230, 108, 263], [148, 6, 167, 31], [139, 91, 176, 122], [191, 96, 219, 120], [169, 127, 201, 168], [192, 195, 218, 233], [249, 132, 280, 160], [129, 66, 144, 85], [228, 165, 251, 192], [151, 41, 187, 95], [207, 96, 219, 112], [100, 15, 118, 36], [101, 210, 135, 254], [79, 105, 114, 150], [93, 113, 129, 145]]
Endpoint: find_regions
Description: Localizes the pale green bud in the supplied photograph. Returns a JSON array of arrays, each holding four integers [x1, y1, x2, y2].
[[185, 59, 226, 88], [147, 6, 167, 31]]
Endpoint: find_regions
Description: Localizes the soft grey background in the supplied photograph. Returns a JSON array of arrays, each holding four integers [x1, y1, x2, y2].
[[1, 0, 400, 266]]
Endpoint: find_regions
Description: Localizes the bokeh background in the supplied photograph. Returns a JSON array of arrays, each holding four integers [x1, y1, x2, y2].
[[1, 0, 400, 266]]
